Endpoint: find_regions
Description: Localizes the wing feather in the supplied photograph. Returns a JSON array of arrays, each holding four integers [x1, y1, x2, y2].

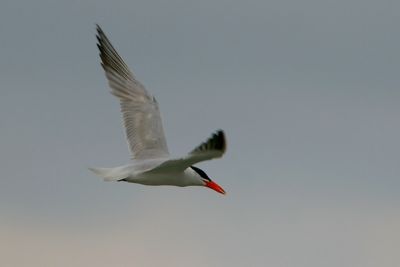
[[150, 130, 227, 173], [96, 25, 169, 159], [190, 130, 226, 156]]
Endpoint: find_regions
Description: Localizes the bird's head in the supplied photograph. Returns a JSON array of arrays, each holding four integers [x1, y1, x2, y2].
[[190, 166, 226, 195]]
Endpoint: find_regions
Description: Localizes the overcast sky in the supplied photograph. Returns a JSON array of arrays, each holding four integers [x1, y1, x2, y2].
[[1, 0, 399, 266]]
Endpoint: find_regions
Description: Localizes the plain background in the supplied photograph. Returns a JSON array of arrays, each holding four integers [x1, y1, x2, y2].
[[1, 0, 399, 266]]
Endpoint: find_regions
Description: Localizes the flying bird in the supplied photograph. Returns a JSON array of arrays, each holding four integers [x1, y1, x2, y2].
[[89, 25, 227, 195]]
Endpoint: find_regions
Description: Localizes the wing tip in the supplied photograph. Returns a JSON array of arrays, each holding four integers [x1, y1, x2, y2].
[[191, 129, 227, 156], [95, 25, 134, 82], [214, 129, 227, 154]]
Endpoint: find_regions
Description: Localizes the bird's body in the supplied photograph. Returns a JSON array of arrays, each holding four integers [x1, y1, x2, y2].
[[90, 25, 226, 194], [90, 158, 203, 186]]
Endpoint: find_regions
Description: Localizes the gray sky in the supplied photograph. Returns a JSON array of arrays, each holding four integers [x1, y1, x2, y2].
[[1, 0, 399, 266]]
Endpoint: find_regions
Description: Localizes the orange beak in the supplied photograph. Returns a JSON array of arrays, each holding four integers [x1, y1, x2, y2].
[[205, 180, 226, 195]]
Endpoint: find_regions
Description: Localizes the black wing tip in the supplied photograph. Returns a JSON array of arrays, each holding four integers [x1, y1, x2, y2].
[[214, 130, 227, 153], [95, 26, 106, 57], [189, 129, 227, 155], [96, 24, 105, 38], [205, 130, 226, 153], [96, 26, 109, 53], [95, 25, 131, 79], [95, 25, 104, 44]]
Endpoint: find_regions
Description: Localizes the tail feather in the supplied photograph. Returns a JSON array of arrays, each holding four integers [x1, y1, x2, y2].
[[88, 167, 129, 181]]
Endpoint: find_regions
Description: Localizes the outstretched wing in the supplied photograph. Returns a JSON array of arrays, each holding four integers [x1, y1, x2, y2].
[[96, 25, 169, 160], [150, 130, 227, 172]]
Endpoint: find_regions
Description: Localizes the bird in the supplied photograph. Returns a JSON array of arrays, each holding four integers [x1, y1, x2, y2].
[[89, 25, 227, 195]]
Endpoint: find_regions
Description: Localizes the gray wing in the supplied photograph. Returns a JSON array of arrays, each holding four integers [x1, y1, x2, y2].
[[96, 25, 169, 159], [150, 130, 226, 173]]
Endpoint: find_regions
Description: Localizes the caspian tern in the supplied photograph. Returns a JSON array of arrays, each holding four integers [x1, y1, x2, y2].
[[89, 25, 227, 195]]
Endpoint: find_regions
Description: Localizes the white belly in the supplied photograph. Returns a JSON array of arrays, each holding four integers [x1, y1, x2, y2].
[[123, 172, 189, 186]]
